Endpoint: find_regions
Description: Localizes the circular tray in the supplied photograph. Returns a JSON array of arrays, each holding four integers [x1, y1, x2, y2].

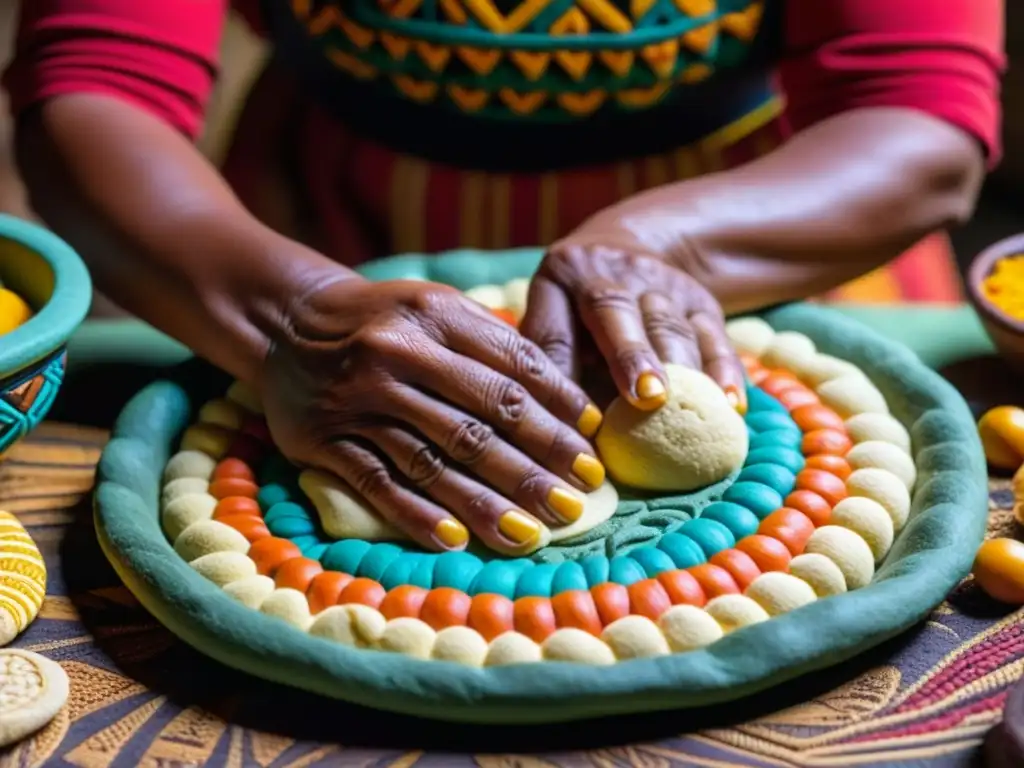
[[93, 250, 988, 723]]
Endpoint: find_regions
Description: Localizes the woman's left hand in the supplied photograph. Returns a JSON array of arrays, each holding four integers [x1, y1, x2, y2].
[[519, 239, 746, 414]]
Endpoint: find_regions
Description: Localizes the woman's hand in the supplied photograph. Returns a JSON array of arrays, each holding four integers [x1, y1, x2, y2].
[[520, 240, 747, 414], [260, 278, 606, 555]]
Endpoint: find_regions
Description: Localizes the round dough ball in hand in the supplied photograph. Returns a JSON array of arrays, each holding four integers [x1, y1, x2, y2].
[[596, 365, 748, 492]]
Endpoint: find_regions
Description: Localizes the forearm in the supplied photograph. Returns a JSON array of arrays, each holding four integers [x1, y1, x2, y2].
[[610, 109, 986, 314], [16, 93, 355, 385]]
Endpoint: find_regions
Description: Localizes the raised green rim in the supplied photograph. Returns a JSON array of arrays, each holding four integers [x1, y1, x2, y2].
[[92, 296, 988, 723], [0, 214, 92, 374]]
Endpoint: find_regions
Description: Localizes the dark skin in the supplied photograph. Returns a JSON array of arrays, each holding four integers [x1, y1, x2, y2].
[[16, 95, 984, 553]]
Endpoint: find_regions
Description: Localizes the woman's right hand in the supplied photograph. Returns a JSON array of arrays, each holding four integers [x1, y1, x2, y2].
[[260, 278, 607, 555]]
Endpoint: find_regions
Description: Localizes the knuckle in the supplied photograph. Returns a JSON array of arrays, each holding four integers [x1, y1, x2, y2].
[[445, 419, 494, 465], [352, 461, 393, 499], [406, 444, 445, 488], [463, 490, 494, 522], [492, 379, 529, 427], [511, 339, 546, 380], [586, 285, 634, 314], [514, 470, 546, 502], [645, 311, 695, 339]]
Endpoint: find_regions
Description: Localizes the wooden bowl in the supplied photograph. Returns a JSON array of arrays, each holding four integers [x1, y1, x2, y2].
[[0, 215, 91, 459], [966, 234, 1024, 377]]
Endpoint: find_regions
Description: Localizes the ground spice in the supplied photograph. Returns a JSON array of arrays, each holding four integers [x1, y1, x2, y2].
[[982, 255, 1024, 320]]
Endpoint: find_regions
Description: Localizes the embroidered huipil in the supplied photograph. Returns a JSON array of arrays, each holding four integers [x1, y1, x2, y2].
[[3, 0, 1005, 297]]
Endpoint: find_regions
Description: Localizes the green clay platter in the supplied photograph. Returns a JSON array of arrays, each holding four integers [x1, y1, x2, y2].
[[93, 248, 987, 723]]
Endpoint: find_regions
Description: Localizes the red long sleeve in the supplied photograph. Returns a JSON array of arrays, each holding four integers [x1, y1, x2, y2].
[[780, 0, 1005, 165], [3, 0, 227, 140]]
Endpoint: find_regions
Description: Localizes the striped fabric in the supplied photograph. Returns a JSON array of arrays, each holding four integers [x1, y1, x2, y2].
[[221, 68, 964, 305]]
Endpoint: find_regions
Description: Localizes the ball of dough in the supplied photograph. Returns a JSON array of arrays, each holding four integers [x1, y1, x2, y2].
[[844, 413, 912, 454], [793, 354, 862, 387], [745, 572, 817, 616], [300, 469, 408, 542], [846, 441, 917, 491], [788, 553, 847, 597], [226, 381, 264, 414], [259, 588, 312, 630], [601, 615, 670, 659], [725, 317, 775, 356], [190, 551, 257, 586], [223, 575, 276, 609], [161, 492, 217, 541], [704, 594, 770, 632], [829, 497, 895, 562], [548, 482, 619, 543], [163, 450, 216, 483], [657, 605, 724, 651], [805, 526, 876, 590], [173, 520, 249, 561], [432, 626, 489, 666], [0, 649, 70, 748], [309, 604, 387, 648], [542, 628, 616, 664], [760, 331, 816, 371], [198, 398, 245, 430], [846, 468, 911, 532], [485, 632, 543, 666], [180, 424, 233, 460], [596, 365, 748, 492], [816, 374, 889, 419], [380, 618, 437, 659], [161, 477, 209, 510]]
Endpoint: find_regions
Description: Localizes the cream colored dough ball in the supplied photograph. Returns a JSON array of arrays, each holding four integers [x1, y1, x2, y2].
[[596, 365, 748, 492]]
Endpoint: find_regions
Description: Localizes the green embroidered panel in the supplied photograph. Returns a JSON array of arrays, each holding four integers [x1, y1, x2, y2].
[[286, 0, 768, 118]]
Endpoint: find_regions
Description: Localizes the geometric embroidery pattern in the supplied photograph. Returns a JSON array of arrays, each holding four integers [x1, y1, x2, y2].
[[289, 0, 765, 118], [0, 350, 66, 455]]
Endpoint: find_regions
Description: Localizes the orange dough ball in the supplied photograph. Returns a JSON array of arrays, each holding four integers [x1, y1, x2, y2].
[[307, 571, 353, 613], [512, 596, 557, 642], [688, 564, 740, 599], [209, 477, 259, 500], [656, 569, 707, 606], [785, 490, 833, 527], [419, 587, 472, 629], [709, 548, 762, 590], [467, 593, 515, 640], [736, 534, 793, 572], [590, 582, 631, 625], [379, 584, 429, 619], [216, 514, 270, 543], [796, 469, 848, 507], [338, 577, 387, 609], [777, 388, 820, 410], [274, 556, 323, 592], [749, 367, 770, 386], [972, 538, 1024, 604], [759, 508, 815, 555], [213, 496, 262, 520], [626, 579, 672, 621], [801, 429, 853, 457], [738, 353, 762, 372], [551, 590, 603, 635], [212, 458, 256, 483], [248, 537, 302, 576], [803, 455, 852, 481], [791, 404, 846, 433], [760, 372, 803, 397]]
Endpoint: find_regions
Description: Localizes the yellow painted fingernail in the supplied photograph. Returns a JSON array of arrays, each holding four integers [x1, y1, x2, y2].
[[725, 386, 747, 416], [572, 453, 606, 489], [577, 404, 603, 438], [499, 510, 542, 545], [636, 373, 667, 408], [434, 519, 469, 548], [547, 487, 584, 523]]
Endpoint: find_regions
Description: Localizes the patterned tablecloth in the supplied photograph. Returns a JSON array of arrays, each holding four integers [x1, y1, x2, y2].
[[1, 422, 1022, 768]]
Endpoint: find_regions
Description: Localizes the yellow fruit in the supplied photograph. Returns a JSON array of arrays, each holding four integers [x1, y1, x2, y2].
[[0, 289, 32, 335], [972, 538, 1024, 605], [977, 406, 1024, 471]]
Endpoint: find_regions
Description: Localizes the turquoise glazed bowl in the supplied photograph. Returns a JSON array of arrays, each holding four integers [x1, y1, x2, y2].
[[0, 215, 91, 457]]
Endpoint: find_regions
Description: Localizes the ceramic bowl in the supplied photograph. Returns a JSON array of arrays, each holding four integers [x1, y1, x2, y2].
[[966, 233, 1024, 377], [0, 215, 91, 458]]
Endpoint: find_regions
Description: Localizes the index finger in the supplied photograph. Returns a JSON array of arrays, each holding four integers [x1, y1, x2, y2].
[[446, 293, 603, 439], [577, 282, 669, 411]]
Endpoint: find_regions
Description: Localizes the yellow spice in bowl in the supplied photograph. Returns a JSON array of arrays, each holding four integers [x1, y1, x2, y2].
[[0, 287, 33, 336], [982, 255, 1024, 320]]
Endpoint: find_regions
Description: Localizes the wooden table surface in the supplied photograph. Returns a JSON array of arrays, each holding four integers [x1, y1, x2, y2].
[[2, 421, 1024, 768]]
